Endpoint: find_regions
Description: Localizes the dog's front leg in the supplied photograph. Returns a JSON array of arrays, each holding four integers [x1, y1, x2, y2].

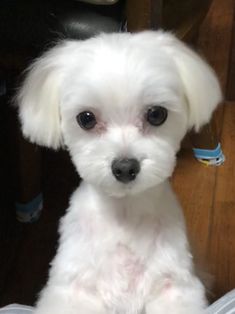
[[34, 286, 107, 314], [145, 275, 207, 314]]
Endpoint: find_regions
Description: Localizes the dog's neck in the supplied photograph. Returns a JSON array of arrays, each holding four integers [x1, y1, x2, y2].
[[90, 180, 167, 202], [80, 180, 173, 225]]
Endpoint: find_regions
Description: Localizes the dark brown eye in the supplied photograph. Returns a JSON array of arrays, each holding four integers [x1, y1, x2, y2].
[[76, 111, 97, 130], [146, 106, 168, 126]]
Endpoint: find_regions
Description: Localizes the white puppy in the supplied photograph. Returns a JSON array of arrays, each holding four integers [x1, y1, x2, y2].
[[17, 31, 222, 314]]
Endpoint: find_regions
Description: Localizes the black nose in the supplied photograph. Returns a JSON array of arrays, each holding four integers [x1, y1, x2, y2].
[[111, 158, 140, 183]]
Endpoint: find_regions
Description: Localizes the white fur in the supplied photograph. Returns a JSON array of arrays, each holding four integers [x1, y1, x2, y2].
[[17, 31, 222, 314]]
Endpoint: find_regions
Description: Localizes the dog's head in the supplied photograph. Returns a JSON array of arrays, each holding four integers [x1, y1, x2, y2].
[[17, 31, 222, 197]]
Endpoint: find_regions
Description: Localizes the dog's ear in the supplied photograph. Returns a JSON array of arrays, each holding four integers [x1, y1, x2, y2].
[[164, 34, 222, 131], [17, 47, 64, 149]]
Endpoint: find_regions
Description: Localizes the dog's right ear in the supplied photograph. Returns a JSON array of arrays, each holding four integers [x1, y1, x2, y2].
[[17, 46, 65, 149]]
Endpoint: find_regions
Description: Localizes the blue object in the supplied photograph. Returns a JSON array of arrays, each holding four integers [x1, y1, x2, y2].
[[193, 143, 225, 166], [15, 193, 43, 223]]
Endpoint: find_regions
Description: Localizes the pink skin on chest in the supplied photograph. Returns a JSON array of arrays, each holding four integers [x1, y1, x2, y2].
[[113, 243, 145, 292]]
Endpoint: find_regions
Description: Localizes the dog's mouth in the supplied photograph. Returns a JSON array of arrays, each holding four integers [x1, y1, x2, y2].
[[106, 185, 135, 198]]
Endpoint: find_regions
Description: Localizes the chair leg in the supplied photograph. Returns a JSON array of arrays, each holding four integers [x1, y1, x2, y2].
[[8, 110, 43, 223], [190, 120, 225, 166], [5, 71, 43, 223], [14, 133, 43, 223]]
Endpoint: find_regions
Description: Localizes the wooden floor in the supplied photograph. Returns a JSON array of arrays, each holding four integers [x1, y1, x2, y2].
[[172, 0, 235, 300]]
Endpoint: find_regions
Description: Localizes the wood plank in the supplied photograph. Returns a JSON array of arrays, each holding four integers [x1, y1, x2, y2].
[[198, 0, 234, 91], [174, 0, 233, 262], [126, 0, 162, 31], [172, 151, 216, 270], [227, 13, 235, 100], [173, 0, 235, 301], [162, 0, 212, 42], [195, 4, 235, 299], [188, 0, 233, 154], [207, 102, 235, 299], [197, 0, 234, 137]]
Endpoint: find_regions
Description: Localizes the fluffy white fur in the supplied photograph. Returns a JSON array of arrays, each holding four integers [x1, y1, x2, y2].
[[17, 31, 222, 314]]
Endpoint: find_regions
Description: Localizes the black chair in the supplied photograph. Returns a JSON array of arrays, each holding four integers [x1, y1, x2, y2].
[[0, 0, 219, 223]]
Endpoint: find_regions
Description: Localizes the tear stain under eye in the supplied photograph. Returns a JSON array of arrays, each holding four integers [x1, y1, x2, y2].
[[94, 121, 107, 134]]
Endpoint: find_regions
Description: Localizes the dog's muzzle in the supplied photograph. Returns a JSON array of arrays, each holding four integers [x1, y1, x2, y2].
[[111, 158, 140, 183]]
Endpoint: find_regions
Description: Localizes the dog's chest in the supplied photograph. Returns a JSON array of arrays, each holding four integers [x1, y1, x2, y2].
[[101, 242, 145, 287], [70, 195, 164, 312], [97, 241, 151, 313], [92, 213, 160, 312]]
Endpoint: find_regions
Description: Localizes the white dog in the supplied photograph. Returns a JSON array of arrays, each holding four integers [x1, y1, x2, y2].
[[17, 31, 222, 314]]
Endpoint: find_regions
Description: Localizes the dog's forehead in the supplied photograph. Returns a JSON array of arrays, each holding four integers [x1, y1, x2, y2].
[[61, 35, 183, 115], [67, 37, 177, 81]]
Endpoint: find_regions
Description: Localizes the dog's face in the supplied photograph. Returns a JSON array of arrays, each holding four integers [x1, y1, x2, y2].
[[17, 31, 222, 197], [59, 46, 188, 196]]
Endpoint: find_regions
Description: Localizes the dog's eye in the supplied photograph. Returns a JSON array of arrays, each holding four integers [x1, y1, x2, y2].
[[76, 111, 97, 130], [146, 106, 168, 126]]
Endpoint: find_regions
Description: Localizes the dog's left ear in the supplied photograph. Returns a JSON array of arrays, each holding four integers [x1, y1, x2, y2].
[[163, 34, 222, 131], [17, 46, 65, 149]]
